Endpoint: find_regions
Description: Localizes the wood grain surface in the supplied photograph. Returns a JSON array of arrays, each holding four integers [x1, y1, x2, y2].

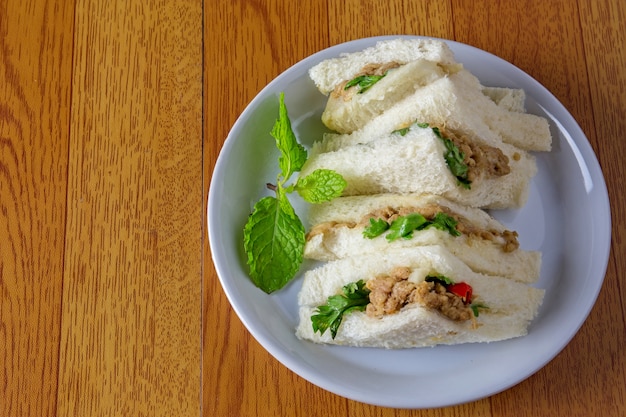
[[1, 0, 624, 416], [2, 0, 203, 416]]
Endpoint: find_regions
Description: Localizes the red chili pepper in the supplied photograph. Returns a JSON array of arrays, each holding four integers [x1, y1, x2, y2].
[[447, 282, 473, 304]]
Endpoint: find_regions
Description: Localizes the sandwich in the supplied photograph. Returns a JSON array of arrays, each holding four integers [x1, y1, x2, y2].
[[304, 193, 541, 283], [310, 38, 552, 152], [299, 120, 537, 209], [295, 246, 544, 349], [310, 40, 462, 134]]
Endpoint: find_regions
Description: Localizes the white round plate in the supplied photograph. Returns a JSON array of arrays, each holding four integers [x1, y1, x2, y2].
[[208, 36, 611, 409]]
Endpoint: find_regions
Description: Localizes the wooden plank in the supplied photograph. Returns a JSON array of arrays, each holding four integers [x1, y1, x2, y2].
[[0, 1, 74, 415], [56, 1, 203, 416], [202, 1, 333, 416], [577, 1, 626, 413], [327, 0, 454, 45]]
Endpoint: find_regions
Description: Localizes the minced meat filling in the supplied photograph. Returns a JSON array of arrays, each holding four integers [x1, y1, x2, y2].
[[305, 204, 520, 253], [362, 204, 519, 253], [438, 126, 511, 181], [413, 281, 473, 321], [365, 267, 414, 317], [365, 267, 473, 322]]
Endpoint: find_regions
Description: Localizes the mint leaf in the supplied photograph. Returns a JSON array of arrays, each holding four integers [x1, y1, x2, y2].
[[344, 74, 386, 94], [243, 194, 305, 293], [311, 280, 371, 339], [363, 218, 390, 238], [294, 169, 347, 203], [271, 92, 307, 181], [386, 213, 429, 241]]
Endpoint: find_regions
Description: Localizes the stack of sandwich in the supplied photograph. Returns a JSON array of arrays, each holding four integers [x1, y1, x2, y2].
[[295, 38, 551, 348]]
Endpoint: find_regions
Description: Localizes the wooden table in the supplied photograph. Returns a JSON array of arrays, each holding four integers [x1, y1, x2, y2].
[[2, 0, 624, 416]]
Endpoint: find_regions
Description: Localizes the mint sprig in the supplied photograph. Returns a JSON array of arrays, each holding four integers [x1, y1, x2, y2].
[[243, 93, 347, 293]]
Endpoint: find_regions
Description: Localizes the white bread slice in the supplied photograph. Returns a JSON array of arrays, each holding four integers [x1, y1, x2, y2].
[[300, 125, 537, 209], [304, 193, 541, 283], [482, 86, 527, 113], [295, 246, 544, 349], [320, 69, 551, 152], [321, 59, 456, 134], [309, 38, 460, 95]]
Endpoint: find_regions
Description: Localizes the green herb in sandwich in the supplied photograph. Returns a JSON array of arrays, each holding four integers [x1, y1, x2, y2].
[[362, 212, 461, 241], [431, 126, 471, 189], [470, 302, 489, 317], [362, 218, 390, 238], [243, 93, 346, 293], [425, 274, 456, 286], [392, 122, 471, 189], [344, 73, 387, 94], [311, 280, 371, 339]]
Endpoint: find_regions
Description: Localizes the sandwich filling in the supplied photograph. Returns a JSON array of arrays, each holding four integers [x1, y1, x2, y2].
[[306, 204, 519, 252], [365, 267, 475, 322], [310, 268, 488, 340], [394, 122, 514, 184], [331, 62, 402, 99], [441, 127, 511, 181]]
